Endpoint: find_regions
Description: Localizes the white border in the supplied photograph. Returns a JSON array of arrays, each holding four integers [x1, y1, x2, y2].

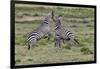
[[0, 0, 99, 69]]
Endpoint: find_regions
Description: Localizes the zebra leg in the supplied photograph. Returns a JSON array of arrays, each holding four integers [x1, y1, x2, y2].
[[28, 38, 37, 49], [62, 39, 66, 44], [55, 36, 61, 48], [31, 38, 37, 48], [28, 42, 30, 50], [47, 32, 52, 41], [58, 39, 61, 48]]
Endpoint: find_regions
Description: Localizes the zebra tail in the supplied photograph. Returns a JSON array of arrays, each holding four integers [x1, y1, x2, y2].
[[74, 39, 79, 45]]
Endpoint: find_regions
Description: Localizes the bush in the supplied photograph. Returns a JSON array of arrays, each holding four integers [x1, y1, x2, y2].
[[16, 59, 21, 63], [86, 24, 93, 27], [70, 25, 77, 27], [33, 13, 39, 16], [27, 58, 33, 61], [64, 46, 71, 49], [80, 47, 93, 54]]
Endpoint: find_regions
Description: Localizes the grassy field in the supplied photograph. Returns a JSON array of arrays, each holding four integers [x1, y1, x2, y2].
[[15, 4, 95, 65]]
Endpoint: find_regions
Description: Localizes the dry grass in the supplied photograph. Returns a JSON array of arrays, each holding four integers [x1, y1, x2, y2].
[[15, 4, 95, 65]]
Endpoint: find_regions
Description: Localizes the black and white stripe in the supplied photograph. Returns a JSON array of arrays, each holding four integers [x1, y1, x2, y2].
[[27, 15, 52, 50], [52, 13, 79, 48]]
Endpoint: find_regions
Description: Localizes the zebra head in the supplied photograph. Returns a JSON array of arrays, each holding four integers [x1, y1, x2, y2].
[[55, 15, 62, 27], [43, 11, 55, 25], [51, 11, 62, 27]]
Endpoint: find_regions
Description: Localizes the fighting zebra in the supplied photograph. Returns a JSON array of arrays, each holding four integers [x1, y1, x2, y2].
[[52, 12, 79, 48], [27, 13, 52, 50]]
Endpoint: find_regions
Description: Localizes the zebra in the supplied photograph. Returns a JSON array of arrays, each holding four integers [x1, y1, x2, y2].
[[27, 13, 52, 50], [52, 12, 79, 48]]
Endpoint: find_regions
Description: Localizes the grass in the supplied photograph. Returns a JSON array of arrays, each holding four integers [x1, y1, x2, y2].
[[15, 4, 95, 65], [15, 4, 94, 18], [80, 47, 93, 54]]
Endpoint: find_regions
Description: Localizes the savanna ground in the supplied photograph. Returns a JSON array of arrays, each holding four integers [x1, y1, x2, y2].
[[15, 4, 95, 65]]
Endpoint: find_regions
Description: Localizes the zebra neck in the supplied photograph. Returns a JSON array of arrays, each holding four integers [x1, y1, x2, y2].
[[55, 25, 61, 30], [55, 22, 62, 29]]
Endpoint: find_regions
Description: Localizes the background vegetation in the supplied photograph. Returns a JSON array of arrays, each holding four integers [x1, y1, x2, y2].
[[15, 4, 95, 65]]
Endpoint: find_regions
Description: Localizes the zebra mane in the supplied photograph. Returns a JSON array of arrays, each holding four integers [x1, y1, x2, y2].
[[54, 15, 62, 29]]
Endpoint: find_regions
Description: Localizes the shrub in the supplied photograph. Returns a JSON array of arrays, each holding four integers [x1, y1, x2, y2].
[[27, 58, 33, 61], [71, 25, 77, 27], [33, 13, 39, 16], [64, 46, 71, 49], [86, 24, 93, 27], [16, 59, 21, 63], [80, 47, 93, 54]]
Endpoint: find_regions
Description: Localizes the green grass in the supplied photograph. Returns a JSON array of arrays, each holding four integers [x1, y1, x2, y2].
[[15, 4, 95, 65], [15, 4, 94, 18]]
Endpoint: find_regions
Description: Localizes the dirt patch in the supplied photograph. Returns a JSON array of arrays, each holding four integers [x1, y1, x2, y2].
[[16, 16, 44, 22]]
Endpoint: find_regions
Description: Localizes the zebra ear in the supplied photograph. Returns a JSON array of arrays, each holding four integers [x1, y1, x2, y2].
[[51, 10, 56, 22], [44, 12, 52, 20], [51, 10, 54, 19], [46, 11, 54, 19]]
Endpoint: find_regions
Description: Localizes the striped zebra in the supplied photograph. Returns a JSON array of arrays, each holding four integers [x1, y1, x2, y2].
[[52, 12, 79, 48], [27, 13, 52, 50]]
